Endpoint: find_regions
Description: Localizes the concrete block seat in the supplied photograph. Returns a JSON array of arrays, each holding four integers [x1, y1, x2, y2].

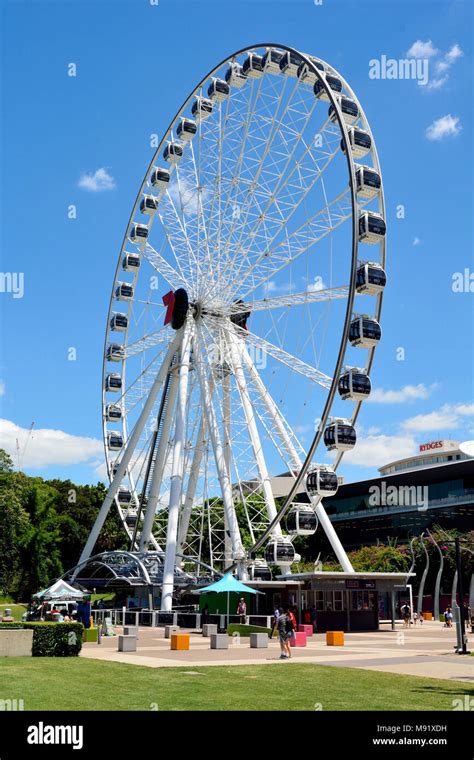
[[123, 625, 139, 638], [118, 635, 137, 652], [202, 623, 218, 637], [0, 629, 33, 657], [164, 625, 180, 639], [250, 633, 268, 649], [210, 633, 229, 650], [289, 631, 307, 648]]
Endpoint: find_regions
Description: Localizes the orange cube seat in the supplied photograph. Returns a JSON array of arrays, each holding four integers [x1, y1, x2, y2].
[[170, 633, 190, 651], [326, 630, 344, 646]]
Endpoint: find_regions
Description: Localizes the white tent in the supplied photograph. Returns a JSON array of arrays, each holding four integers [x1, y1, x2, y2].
[[33, 579, 86, 601]]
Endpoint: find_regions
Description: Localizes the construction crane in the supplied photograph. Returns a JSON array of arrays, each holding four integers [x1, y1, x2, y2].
[[16, 421, 34, 471]]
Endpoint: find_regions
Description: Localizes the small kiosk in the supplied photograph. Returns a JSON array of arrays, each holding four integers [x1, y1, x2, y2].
[[281, 571, 414, 632]]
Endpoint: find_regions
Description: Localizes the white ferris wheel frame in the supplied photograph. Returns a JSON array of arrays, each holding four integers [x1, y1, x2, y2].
[[75, 44, 386, 608]]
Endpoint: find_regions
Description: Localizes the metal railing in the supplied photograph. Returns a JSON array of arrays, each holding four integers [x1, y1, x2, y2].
[[91, 609, 273, 630]]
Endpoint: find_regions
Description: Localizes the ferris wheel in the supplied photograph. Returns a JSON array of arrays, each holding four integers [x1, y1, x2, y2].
[[79, 44, 386, 611]]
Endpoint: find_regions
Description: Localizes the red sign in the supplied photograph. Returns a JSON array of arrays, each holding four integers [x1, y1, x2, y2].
[[419, 440, 443, 452], [162, 290, 175, 325]]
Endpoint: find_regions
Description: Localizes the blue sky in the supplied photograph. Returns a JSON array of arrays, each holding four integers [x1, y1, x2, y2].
[[0, 0, 473, 485]]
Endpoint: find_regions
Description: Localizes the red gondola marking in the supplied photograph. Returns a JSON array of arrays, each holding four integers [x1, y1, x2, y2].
[[162, 290, 175, 325]]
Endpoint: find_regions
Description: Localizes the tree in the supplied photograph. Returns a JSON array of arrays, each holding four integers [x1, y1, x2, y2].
[[0, 475, 31, 596], [0, 448, 13, 473], [16, 483, 63, 598]]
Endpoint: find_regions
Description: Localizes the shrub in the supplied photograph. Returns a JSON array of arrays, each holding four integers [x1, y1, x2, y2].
[[227, 623, 271, 637], [25, 622, 84, 656], [0, 622, 84, 656]]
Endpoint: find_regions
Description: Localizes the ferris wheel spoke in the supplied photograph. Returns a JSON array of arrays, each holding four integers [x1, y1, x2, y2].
[[240, 342, 305, 470], [170, 160, 207, 292], [177, 413, 207, 559], [215, 318, 332, 390], [143, 242, 184, 290], [124, 325, 173, 359], [217, 120, 342, 294], [193, 82, 237, 293], [194, 325, 246, 560], [227, 330, 284, 534], [118, 344, 175, 418], [216, 74, 314, 273], [139, 353, 181, 551], [157, 189, 200, 289], [206, 77, 286, 287], [233, 185, 357, 301], [225, 286, 349, 316]]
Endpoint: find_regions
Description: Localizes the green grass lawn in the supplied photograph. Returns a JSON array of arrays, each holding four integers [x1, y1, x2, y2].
[[0, 658, 471, 711], [0, 603, 27, 621]]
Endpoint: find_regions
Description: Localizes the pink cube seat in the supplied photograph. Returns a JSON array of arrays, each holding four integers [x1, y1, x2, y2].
[[290, 631, 307, 647], [298, 624, 313, 636]]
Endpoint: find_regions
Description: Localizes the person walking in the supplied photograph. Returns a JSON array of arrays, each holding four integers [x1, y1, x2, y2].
[[276, 608, 291, 660], [287, 606, 297, 644], [269, 605, 279, 639], [237, 597, 247, 624], [446, 607, 453, 628], [401, 603, 411, 628]]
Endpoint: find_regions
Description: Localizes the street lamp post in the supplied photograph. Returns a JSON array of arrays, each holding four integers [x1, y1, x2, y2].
[[455, 537, 469, 655]]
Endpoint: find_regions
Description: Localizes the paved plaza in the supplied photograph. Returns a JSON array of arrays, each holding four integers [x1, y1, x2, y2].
[[80, 622, 473, 683]]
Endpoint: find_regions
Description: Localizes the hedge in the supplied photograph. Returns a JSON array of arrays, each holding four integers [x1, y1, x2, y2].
[[0, 622, 83, 656], [227, 623, 271, 637]]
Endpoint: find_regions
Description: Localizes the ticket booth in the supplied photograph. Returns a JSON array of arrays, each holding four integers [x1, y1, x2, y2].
[[278, 571, 414, 632]]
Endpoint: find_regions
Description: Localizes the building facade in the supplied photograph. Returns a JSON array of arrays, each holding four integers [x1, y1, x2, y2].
[[303, 440, 474, 552]]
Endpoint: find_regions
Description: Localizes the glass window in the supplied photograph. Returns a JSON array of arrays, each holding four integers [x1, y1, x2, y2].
[[315, 591, 324, 611], [334, 591, 344, 611]]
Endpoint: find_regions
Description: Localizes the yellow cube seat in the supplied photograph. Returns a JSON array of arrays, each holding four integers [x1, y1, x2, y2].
[[170, 633, 190, 651], [326, 630, 344, 646]]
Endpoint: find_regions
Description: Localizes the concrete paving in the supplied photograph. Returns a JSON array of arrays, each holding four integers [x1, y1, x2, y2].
[[80, 622, 474, 683]]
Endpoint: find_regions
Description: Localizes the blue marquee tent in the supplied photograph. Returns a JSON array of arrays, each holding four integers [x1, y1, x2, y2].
[[197, 573, 262, 627]]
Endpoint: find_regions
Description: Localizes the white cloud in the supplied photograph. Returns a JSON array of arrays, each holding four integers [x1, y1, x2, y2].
[[78, 167, 116, 192], [167, 174, 209, 216], [263, 280, 293, 295], [412, 237, 421, 246], [405, 41, 463, 91], [402, 403, 474, 433], [307, 276, 326, 292], [343, 434, 417, 468], [435, 60, 450, 74], [367, 383, 435, 404], [429, 43, 463, 89], [456, 403, 474, 416], [427, 75, 449, 91], [426, 114, 461, 141], [445, 43, 463, 64], [0, 381, 5, 397], [0, 419, 103, 469], [406, 40, 438, 58]]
